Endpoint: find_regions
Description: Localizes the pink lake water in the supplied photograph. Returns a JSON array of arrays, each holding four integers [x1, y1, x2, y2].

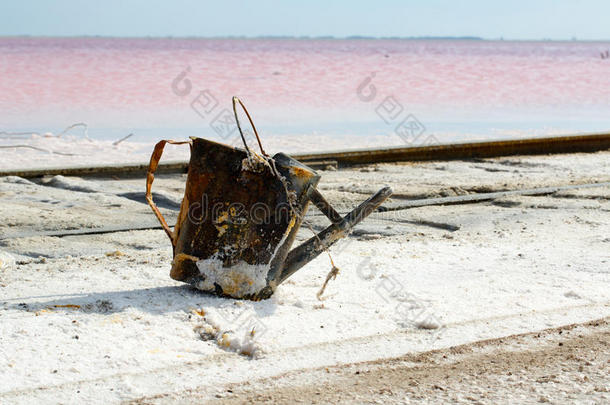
[[1, 37, 609, 150]]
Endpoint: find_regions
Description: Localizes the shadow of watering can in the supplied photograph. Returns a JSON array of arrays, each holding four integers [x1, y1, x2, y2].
[[146, 98, 392, 300]]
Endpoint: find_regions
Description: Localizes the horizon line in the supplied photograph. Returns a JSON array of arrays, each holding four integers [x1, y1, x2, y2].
[[1, 34, 610, 42]]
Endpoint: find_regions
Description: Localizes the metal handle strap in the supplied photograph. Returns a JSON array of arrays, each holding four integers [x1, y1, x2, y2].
[[145, 139, 192, 245]]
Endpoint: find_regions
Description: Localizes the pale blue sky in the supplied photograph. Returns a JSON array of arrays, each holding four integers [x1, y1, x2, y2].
[[1, 0, 609, 40]]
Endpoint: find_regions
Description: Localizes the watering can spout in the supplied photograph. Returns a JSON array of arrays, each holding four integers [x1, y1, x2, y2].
[[279, 186, 393, 284]]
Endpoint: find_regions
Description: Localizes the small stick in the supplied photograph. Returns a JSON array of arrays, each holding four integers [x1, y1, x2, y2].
[[0, 131, 40, 139], [56, 122, 89, 139], [0, 122, 90, 140], [113, 133, 133, 146], [0, 145, 76, 156], [317, 264, 340, 300]]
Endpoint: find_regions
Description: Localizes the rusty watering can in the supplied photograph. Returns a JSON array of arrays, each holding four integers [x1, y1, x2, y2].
[[146, 98, 392, 300]]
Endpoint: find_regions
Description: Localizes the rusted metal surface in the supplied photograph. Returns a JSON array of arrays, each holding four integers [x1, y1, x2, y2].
[[2, 133, 609, 179], [146, 136, 392, 300], [295, 133, 610, 166], [0, 160, 189, 179], [145, 139, 191, 240], [310, 188, 343, 225]]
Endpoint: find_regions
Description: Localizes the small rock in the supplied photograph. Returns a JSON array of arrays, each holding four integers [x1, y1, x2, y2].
[[105, 250, 125, 258], [564, 291, 582, 299], [415, 318, 442, 330]]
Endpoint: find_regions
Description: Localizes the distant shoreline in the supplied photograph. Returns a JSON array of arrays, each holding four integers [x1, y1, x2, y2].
[[1, 35, 610, 42]]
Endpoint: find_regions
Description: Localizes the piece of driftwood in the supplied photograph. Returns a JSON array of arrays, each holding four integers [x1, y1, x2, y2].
[[146, 98, 392, 300]]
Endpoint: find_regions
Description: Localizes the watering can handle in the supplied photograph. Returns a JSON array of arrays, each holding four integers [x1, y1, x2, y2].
[[145, 139, 192, 246], [232, 96, 268, 157]]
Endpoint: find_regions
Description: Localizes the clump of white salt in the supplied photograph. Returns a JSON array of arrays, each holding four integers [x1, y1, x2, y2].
[[195, 257, 269, 298], [194, 311, 263, 358], [415, 317, 443, 330], [0, 251, 15, 271]]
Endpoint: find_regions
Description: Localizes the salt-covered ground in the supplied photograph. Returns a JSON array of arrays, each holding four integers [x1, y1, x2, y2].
[[208, 319, 609, 404], [0, 151, 609, 403]]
